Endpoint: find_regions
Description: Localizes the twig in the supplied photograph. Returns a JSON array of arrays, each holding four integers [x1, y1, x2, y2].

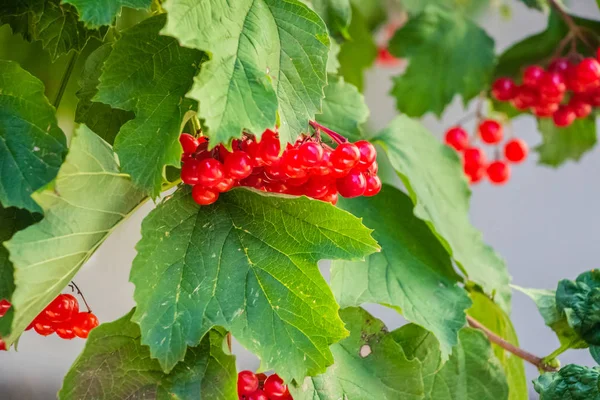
[[53, 52, 78, 110], [69, 281, 92, 313], [467, 315, 558, 372], [309, 121, 347, 144], [226, 332, 232, 352], [548, 0, 594, 51]]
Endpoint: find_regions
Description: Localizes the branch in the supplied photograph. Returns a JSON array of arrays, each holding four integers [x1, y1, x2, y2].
[[53, 52, 79, 110], [467, 315, 559, 372], [548, 0, 594, 50], [309, 121, 348, 144]]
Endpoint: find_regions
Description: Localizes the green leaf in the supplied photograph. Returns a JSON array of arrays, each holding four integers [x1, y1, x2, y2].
[[348, 0, 385, 31], [130, 187, 379, 379], [292, 307, 424, 400], [556, 270, 600, 346], [62, 0, 152, 28], [4, 125, 146, 346], [0, 0, 103, 61], [304, 0, 351, 38], [331, 185, 471, 361], [536, 118, 597, 168], [393, 324, 509, 400], [468, 292, 527, 400], [0, 204, 40, 337], [338, 5, 378, 91], [95, 15, 204, 197], [316, 75, 368, 141], [513, 285, 583, 348], [161, 0, 330, 147], [591, 346, 600, 365], [389, 6, 495, 117], [0, 60, 67, 213], [327, 39, 341, 74], [401, 0, 491, 16], [59, 310, 237, 400], [375, 115, 511, 312], [534, 364, 600, 400], [516, 0, 548, 10], [75, 44, 134, 145]]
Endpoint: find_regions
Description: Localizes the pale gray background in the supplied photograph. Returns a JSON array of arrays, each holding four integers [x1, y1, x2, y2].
[[2, 1, 600, 398]]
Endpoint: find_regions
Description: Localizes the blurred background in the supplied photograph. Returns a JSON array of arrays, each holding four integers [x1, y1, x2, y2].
[[1, 1, 600, 398]]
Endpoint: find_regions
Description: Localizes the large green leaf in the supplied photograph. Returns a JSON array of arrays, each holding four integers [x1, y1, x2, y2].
[[0, 60, 67, 213], [401, 0, 491, 15], [62, 0, 152, 28], [375, 116, 511, 311], [131, 187, 379, 380], [513, 285, 583, 348], [389, 6, 495, 117], [0, 0, 102, 61], [393, 324, 509, 400], [348, 0, 385, 31], [4, 126, 146, 346], [468, 292, 527, 400], [304, 0, 351, 38], [534, 364, 600, 400], [315, 75, 368, 141], [75, 44, 134, 145], [292, 307, 424, 400], [517, 0, 548, 10], [536, 118, 597, 168], [331, 185, 471, 360], [556, 270, 600, 346], [95, 15, 204, 197], [59, 310, 237, 400], [161, 0, 330, 147]]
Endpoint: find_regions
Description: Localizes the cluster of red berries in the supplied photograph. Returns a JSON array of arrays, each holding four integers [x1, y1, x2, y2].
[[0, 294, 98, 350], [179, 125, 381, 206], [492, 51, 600, 127], [237, 371, 292, 400], [445, 119, 529, 185]]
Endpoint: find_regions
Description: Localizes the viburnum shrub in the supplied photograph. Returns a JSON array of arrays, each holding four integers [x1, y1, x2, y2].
[[3, 0, 600, 399]]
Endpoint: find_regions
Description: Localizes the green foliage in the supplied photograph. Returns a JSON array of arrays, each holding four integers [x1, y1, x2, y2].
[[161, 0, 330, 147], [389, 6, 495, 117], [0, 60, 67, 213], [516, 0, 548, 10], [95, 14, 204, 197], [59, 310, 237, 400], [534, 364, 600, 400], [292, 307, 424, 400], [130, 187, 379, 379], [332, 185, 471, 361], [348, 0, 385, 31], [4, 126, 146, 346], [303, 0, 352, 38], [394, 324, 509, 400], [375, 116, 511, 311], [62, 0, 152, 28], [401, 0, 491, 15], [536, 118, 597, 168]]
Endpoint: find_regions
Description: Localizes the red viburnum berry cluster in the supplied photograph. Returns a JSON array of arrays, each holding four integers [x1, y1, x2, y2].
[[492, 51, 600, 127], [445, 119, 529, 185], [237, 371, 292, 400], [0, 293, 99, 350], [179, 123, 381, 207]]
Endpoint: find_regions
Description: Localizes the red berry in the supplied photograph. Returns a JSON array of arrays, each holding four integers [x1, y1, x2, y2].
[[192, 185, 219, 206], [512, 86, 538, 109], [214, 177, 235, 193], [548, 58, 571, 75], [523, 65, 545, 87], [364, 175, 382, 197], [355, 140, 377, 169], [197, 159, 225, 188], [336, 169, 367, 198], [463, 147, 487, 168], [298, 142, 323, 167], [248, 390, 269, 400], [181, 160, 201, 185], [553, 106, 576, 127], [44, 294, 79, 323], [492, 78, 517, 101], [532, 102, 559, 118], [478, 120, 503, 144], [486, 161, 511, 185], [320, 189, 339, 205], [377, 47, 400, 67], [179, 133, 199, 154], [258, 130, 281, 165], [0, 299, 10, 318], [72, 312, 99, 339], [540, 72, 566, 98], [224, 151, 253, 180], [368, 161, 379, 175], [0, 338, 6, 351], [444, 127, 469, 151], [464, 163, 485, 184], [55, 322, 76, 340], [237, 370, 259, 396], [313, 149, 332, 176], [304, 176, 332, 199], [240, 173, 265, 189], [569, 98, 592, 119], [331, 143, 360, 171], [504, 139, 528, 163], [576, 58, 600, 86], [264, 374, 290, 400], [33, 318, 55, 336], [256, 373, 268, 384]]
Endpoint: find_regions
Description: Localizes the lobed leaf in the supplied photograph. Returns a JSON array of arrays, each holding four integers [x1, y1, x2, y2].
[[62, 0, 152, 28], [303, 0, 352, 38], [534, 364, 600, 400], [536, 118, 597, 168], [4, 126, 146, 346]]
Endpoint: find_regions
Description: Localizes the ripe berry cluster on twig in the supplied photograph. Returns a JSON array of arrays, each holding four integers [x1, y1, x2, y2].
[[180, 122, 381, 206], [237, 371, 292, 400]]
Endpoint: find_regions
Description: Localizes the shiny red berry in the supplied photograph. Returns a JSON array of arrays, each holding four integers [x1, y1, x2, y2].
[[258, 130, 281, 165], [478, 120, 503, 144], [304, 176, 332, 199], [355, 140, 377, 169], [0, 338, 5, 351], [364, 175, 382, 197], [298, 142, 323, 167], [179, 133, 199, 154], [331, 143, 360, 171], [72, 312, 99, 339], [55, 322, 76, 340], [444, 127, 469, 151], [523, 65, 545, 87], [181, 160, 202, 185], [0, 299, 10, 318], [486, 161, 511, 185], [540, 72, 566, 98], [569, 98, 592, 119], [197, 159, 225, 188], [248, 390, 269, 400], [576, 58, 600, 86], [377, 47, 400, 67], [464, 163, 485, 185], [224, 151, 253, 180], [320, 189, 339, 206], [192, 185, 219, 206], [553, 106, 576, 127], [237, 370, 259, 396], [512, 86, 538, 109], [264, 374, 290, 400], [492, 77, 517, 101], [214, 177, 235, 193], [336, 169, 367, 198], [463, 147, 487, 168], [504, 139, 528, 163], [532, 102, 559, 118], [34, 318, 55, 336], [548, 58, 571, 75], [44, 294, 79, 323]]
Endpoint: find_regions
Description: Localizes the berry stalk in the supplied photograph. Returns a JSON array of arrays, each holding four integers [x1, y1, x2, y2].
[[309, 121, 348, 144]]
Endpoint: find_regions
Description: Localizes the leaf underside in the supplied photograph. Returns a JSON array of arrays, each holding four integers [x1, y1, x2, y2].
[[62, 0, 152, 28]]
